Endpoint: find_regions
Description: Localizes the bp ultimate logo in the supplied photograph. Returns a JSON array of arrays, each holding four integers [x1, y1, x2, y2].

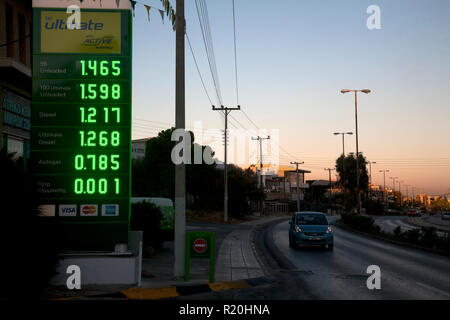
[[59, 204, 77, 217]]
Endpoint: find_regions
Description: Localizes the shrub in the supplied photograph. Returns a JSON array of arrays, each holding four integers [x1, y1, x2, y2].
[[420, 227, 438, 247], [436, 232, 450, 251], [393, 226, 402, 238], [0, 149, 59, 299], [403, 229, 421, 245], [340, 213, 379, 234], [130, 201, 163, 249]]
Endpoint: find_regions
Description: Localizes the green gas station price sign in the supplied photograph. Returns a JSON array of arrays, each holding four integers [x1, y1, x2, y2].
[[31, 6, 132, 251]]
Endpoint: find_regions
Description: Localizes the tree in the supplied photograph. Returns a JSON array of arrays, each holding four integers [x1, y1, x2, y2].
[[430, 198, 450, 212], [131, 128, 263, 218], [335, 153, 369, 208]]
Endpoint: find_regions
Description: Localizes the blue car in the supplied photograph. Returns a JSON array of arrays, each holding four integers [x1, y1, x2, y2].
[[288, 212, 334, 250]]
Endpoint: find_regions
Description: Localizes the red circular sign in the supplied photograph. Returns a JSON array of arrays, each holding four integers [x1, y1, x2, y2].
[[193, 238, 207, 254]]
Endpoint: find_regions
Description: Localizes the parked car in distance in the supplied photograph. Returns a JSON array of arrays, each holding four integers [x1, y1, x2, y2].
[[288, 211, 334, 250], [442, 212, 450, 221], [407, 210, 421, 217]]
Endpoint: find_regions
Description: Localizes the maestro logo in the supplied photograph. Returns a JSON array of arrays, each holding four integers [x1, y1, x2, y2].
[[59, 204, 77, 217], [102, 204, 119, 217], [80, 204, 98, 216]]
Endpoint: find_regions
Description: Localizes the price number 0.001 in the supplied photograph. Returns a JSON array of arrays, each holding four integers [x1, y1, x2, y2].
[[74, 177, 120, 195]]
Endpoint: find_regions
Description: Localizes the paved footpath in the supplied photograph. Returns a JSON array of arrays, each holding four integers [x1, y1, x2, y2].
[[48, 215, 286, 300]]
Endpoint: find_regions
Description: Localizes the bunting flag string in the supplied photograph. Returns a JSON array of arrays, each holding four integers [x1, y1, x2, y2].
[[159, 9, 165, 24], [144, 4, 151, 22], [125, 0, 178, 31]]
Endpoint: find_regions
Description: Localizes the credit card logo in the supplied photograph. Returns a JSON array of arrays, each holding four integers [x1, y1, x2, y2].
[[59, 204, 77, 217], [102, 204, 119, 216], [80, 204, 98, 216]]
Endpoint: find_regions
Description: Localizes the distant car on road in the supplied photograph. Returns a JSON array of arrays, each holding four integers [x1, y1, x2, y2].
[[407, 210, 421, 217], [288, 211, 334, 250], [442, 212, 450, 221]]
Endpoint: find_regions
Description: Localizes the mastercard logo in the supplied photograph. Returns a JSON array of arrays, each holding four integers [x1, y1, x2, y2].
[[81, 205, 98, 216]]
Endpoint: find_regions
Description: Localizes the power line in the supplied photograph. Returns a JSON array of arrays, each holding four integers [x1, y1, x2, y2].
[[194, 0, 222, 105], [186, 32, 214, 106], [232, 0, 239, 106]]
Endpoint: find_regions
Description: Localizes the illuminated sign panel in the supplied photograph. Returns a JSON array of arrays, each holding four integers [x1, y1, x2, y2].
[[31, 7, 131, 251]]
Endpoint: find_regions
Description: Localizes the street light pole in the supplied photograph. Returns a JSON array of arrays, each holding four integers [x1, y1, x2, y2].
[[341, 89, 371, 215], [379, 169, 389, 206], [334, 132, 352, 210], [390, 176, 398, 206], [325, 168, 336, 214]]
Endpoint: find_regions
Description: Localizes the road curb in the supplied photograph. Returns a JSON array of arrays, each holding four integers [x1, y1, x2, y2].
[[119, 277, 274, 300], [252, 216, 296, 272], [336, 222, 450, 257]]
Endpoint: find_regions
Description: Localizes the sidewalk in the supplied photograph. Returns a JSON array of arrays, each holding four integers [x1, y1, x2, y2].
[[121, 215, 285, 299], [405, 215, 450, 232]]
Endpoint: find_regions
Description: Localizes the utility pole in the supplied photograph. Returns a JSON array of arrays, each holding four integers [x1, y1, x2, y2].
[[390, 176, 398, 206], [290, 161, 304, 212], [398, 180, 404, 207], [252, 135, 270, 189], [379, 169, 389, 206], [213, 105, 240, 223], [325, 168, 336, 214], [174, 0, 186, 279], [368, 161, 376, 200], [404, 185, 409, 207]]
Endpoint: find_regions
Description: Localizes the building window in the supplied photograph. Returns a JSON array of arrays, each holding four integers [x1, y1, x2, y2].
[[7, 137, 24, 158], [18, 13, 26, 64], [5, 3, 14, 58]]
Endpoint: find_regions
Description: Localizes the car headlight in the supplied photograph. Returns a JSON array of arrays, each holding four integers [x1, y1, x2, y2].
[[326, 226, 332, 234], [295, 226, 302, 233]]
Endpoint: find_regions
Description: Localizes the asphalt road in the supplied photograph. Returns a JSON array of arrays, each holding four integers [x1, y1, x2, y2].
[[271, 218, 450, 299]]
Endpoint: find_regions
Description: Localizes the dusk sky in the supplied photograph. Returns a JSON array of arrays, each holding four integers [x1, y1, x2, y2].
[[131, 0, 450, 195]]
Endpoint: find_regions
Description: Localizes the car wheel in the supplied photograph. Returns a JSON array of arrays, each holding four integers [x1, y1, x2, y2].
[[327, 244, 334, 251], [289, 233, 294, 248]]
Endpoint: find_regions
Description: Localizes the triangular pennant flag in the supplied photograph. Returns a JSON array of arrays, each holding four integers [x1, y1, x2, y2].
[[166, 2, 170, 16], [115, 0, 120, 8], [144, 5, 151, 22], [172, 16, 178, 31], [130, 0, 136, 17], [159, 10, 164, 24], [171, 9, 175, 23]]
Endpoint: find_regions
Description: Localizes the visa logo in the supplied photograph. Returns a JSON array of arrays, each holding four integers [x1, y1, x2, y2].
[[44, 18, 104, 31], [59, 205, 77, 217]]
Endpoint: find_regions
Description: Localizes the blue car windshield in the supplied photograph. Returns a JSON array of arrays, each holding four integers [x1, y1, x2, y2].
[[296, 214, 328, 225]]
